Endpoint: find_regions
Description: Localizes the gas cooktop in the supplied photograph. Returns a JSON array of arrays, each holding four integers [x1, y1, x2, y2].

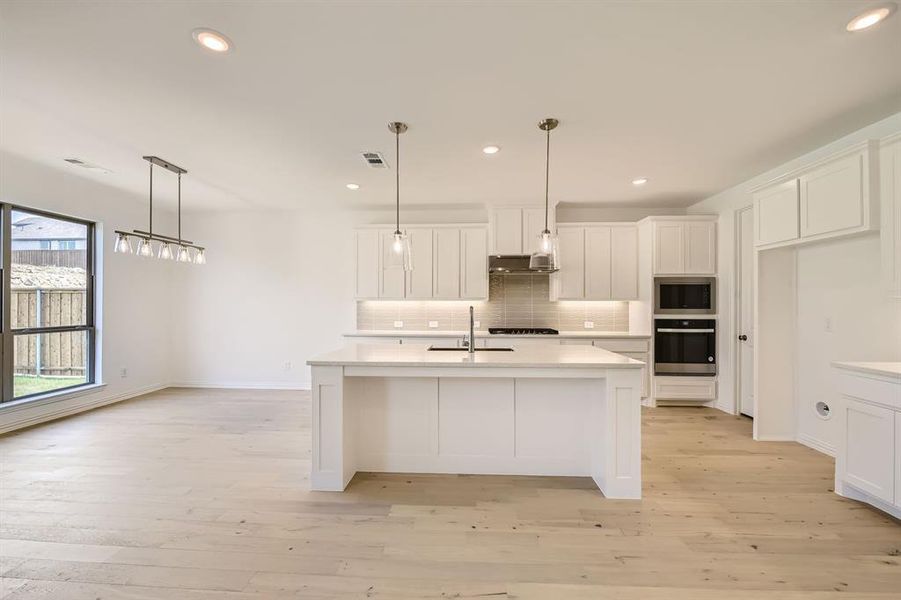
[[488, 328, 559, 335]]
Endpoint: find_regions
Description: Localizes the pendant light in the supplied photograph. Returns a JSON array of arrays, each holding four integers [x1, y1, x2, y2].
[[384, 121, 412, 271], [115, 156, 207, 265], [529, 118, 560, 271]]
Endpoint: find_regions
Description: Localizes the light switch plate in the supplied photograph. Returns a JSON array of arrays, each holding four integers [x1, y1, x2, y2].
[[393, 321, 404, 328], [428, 321, 439, 328], [584, 321, 595, 329]]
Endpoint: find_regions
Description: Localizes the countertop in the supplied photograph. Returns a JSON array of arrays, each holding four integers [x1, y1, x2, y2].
[[308, 342, 645, 369], [832, 362, 901, 379], [344, 330, 650, 339]]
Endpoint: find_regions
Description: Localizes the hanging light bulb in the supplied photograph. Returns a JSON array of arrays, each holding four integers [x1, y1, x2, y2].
[[384, 121, 413, 271], [114, 233, 133, 254], [177, 245, 192, 263], [158, 242, 174, 260], [529, 118, 560, 272], [137, 238, 154, 258], [193, 248, 206, 265]]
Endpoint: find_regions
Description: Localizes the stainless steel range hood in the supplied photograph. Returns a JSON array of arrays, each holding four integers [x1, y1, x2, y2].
[[489, 255, 559, 274]]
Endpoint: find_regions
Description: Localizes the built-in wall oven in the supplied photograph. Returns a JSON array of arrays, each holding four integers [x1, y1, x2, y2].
[[655, 277, 716, 315], [654, 319, 716, 376]]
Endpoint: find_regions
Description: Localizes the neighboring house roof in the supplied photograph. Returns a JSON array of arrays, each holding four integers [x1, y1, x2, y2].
[[11, 265, 86, 290], [12, 215, 85, 241]]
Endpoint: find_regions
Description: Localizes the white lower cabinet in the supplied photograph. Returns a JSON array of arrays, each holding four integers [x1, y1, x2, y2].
[[653, 376, 716, 402]]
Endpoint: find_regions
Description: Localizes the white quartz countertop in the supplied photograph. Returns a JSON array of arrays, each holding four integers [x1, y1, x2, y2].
[[832, 362, 901, 379], [308, 343, 645, 368], [344, 330, 650, 339]]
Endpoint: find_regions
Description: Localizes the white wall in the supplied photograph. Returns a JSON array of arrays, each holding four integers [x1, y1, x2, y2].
[[0, 151, 176, 432], [170, 209, 357, 389], [795, 234, 901, 454], [688, 111, 901, 415]]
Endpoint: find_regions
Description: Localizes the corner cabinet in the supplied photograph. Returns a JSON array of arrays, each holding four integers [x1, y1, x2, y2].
[[753, 141, 878, 250], [881, 133, 901, 298], [490, 206, 554, 255], [650, 218, 716, 275], [552, 223, 638, 300], [354, 225, 488, 301]]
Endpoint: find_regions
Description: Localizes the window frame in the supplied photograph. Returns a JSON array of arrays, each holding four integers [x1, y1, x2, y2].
[[1, 204, 97, 403]]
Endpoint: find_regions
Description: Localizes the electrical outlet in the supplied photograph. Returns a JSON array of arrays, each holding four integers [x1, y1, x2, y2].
[[824, 317, 833, 332], [474, 320, 481, 328], [584, 321, 595, 329], [393, 320, 404, 329], [119, 367, 128, 378], [284, 361, 292, 371], [428, 321, 439, 328]]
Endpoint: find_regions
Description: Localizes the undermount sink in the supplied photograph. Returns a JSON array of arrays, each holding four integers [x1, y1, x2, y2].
[[427, 346, 514, 352]]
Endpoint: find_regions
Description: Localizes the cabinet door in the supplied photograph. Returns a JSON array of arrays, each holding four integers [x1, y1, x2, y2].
[[433, 228, 461, 299], [800, 153, 864, 238], [379, 230, 406, 298], [492, 208, 523, 255], [556, 227, 585, 299], [585, 226, 612, 299], [896, 412, 901, 509], [843, 397, 895, 504], [620, 352, 649, 398], [405, 228, 433, 299], [653, 222, 684, 274], [611, 226, 638, 300], [355, 229, 380, 299], [523, 207, 549, 255], [882, 139, 901, 298], [754, 180, 799, 246], [683, 221, 716, 275], [461, 227, 488, 299]]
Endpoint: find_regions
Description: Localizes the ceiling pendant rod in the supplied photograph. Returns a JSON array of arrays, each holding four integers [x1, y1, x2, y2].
[[177, 172, 182, 243], [149, 161, 154, 236], [395, 127, 400, 234], [544, 124, 550, 233]]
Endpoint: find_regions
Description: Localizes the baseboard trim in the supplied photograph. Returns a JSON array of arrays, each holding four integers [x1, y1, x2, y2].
[[753, 434, 796, 442], [0, 383, 168, 435], [797, 433, 836, 457], [171, 381, 312, 391]]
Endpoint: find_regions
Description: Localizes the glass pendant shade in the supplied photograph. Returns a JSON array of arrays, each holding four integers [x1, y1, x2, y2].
[[114, 233, 133, 254], [158, 242, 174, 260], [177, 246, 192, 263], [137, 238, 154, 258], [529, 231, 559, 271], [193, 249, 206, 265], [385, 231, 412, 271]]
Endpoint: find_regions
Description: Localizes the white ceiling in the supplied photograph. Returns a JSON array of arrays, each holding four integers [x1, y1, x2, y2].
[[1, 1, 900, 212]]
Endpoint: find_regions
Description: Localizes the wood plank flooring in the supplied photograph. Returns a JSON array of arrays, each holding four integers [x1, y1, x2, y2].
[[1, 387, 899, 598]]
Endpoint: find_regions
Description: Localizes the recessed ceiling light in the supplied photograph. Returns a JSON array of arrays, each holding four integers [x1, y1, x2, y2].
[[846, 4, 895, 31], [346, 183, 360, 190], [192, 28, 232, 53], [632, 177, 648, 186], [482, 145, 501, 155]]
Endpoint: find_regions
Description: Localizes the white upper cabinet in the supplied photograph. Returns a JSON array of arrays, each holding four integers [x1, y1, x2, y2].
[[553, 224, 638, 300], [752, 141, 878, 250], [652, 219, 715, 275], [490, 206, 553, 255], [354, 225, 488, 300], [881, 134, 901, 298], [754, 180, 799, 246], [461, 227, 488, 299], [433, 228, 461, 299]]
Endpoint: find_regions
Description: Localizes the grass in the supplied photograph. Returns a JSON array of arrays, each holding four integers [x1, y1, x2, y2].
[[14, 375, 86, 398]]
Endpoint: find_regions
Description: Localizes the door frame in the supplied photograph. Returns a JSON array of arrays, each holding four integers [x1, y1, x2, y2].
[[733, 204, 754, 417]]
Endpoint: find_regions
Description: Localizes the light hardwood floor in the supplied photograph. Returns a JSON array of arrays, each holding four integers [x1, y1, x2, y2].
[[1, 388, 900, 599]]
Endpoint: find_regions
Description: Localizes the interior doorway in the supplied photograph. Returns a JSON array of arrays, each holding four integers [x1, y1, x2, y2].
[[736, 206, 755, 418]]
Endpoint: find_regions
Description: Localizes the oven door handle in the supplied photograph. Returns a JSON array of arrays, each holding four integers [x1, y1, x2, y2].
[[656, 328, 716, 333]]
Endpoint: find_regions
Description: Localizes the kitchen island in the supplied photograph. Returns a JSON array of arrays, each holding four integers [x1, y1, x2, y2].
[[307, 343, 644, 498]]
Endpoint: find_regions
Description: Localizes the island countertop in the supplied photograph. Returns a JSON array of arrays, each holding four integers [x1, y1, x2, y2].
[[307, 342, 644, 369]]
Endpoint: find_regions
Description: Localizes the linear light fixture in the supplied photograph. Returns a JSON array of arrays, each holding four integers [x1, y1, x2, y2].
[[115, 156, 206, 265]]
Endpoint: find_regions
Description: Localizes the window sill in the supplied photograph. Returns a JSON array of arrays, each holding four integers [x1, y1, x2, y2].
[[0, 383, 107, 412]]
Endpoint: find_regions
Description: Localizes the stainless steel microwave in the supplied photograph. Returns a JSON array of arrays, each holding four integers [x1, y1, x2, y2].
[[654, 277, 716, 315]]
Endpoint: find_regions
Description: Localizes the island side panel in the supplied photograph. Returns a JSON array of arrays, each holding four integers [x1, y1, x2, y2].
[[591, 368, 642, 499], [311, 365, 353, 491]]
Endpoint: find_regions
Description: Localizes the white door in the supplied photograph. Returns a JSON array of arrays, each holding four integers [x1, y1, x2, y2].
[[355, 229, 380, 299], [683, 221, 716, 274], [433, 228, 461, 299], [653, 222, 684, 274], [556, 226, 585, 299], [522, 207, 548, 255], [737, 206, 754, 417], [585, 226, 612, 299], [460, 227, 488, 299], [492, 208, 523, 255], [405, 228, 433, 299], [610, 226, 638, 300], [379, 230, 406, 299]]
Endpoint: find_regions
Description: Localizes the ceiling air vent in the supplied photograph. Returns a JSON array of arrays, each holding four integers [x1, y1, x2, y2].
[[64, 158, 86, 165], [361, 151, 389, 169], [63, 157, 111, 173]]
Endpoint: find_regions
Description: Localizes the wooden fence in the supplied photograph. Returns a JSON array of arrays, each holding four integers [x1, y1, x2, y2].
[[12, 249, 86, 268], [11, 289, 86, 377]]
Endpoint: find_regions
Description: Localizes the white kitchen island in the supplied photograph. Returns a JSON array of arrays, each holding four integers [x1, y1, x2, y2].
[[306, 343, 644, 499]]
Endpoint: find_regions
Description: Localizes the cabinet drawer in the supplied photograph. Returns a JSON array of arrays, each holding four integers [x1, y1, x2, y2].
[[592, 339, 649, 353], [654, 376, 716, 401]]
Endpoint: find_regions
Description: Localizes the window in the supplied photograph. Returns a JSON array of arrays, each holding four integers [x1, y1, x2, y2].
[[1, 205, 96, 402]]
